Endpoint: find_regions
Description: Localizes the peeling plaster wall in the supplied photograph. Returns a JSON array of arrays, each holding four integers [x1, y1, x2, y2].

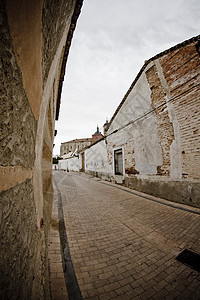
[[108, 71, 163, 177], [106, 38, 200, 208], [82, 38, 200, 207], [0, 0, 82, 298]]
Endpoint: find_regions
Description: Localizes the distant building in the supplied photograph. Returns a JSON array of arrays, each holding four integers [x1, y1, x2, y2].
[[60, 125, 104, 156], [92, 125, 104, 141], [60, 138, 93, 156]]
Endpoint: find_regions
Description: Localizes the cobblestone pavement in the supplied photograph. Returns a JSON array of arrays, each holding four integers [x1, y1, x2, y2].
[[51, 171, 200, 300]]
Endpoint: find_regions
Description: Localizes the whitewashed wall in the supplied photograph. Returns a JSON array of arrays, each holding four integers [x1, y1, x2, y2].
[[85, 140, 112, 175], [107, 69, 163, 177], [58, 157, 79, 172]]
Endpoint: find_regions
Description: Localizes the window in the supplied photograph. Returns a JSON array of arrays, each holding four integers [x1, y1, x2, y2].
[[114, 149, 123, 175]]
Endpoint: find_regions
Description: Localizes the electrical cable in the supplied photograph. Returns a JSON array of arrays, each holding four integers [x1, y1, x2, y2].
[[106, 82, 200, 138]]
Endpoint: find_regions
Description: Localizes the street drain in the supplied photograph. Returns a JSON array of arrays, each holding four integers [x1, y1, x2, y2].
[[176, 249, 200, 272]]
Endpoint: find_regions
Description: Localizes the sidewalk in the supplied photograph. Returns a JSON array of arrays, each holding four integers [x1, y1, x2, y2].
[[50, 172, 200, 299], [49, 182, 68, 300]]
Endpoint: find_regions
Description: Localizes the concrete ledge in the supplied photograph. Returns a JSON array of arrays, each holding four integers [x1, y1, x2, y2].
[[85, 170, 200, 208], [124, 176, 200, 208], [85, 170, 113, 182]]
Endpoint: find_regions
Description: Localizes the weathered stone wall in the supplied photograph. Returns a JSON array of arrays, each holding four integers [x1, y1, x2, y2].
[[0, 0, 83, 298], [42, 0, 75, 84], [0, 179, 38, 300], [106, 36, 200, 208]]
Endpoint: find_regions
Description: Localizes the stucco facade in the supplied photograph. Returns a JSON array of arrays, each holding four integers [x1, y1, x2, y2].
[[84, 36, 200, 208], [0, 1, 83, 298]]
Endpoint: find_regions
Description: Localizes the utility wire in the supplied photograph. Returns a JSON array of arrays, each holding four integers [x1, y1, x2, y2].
[[106, 83, 200, 138]]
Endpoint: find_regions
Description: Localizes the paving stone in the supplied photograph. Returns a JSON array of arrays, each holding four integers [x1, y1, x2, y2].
[[51, 172, 200, 299], [99, 291, 117, 300]]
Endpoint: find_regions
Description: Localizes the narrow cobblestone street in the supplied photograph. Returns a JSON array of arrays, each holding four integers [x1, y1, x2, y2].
[[49, 171, 200, 299]]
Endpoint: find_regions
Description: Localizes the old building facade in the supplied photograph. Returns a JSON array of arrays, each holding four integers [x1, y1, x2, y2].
[[80, 36, 200, 208], [60, 138, 93, 156], [60, 126, 104, 156]]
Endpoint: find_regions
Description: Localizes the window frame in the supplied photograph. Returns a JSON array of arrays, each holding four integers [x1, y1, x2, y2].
[[113, 146, 125, 177]]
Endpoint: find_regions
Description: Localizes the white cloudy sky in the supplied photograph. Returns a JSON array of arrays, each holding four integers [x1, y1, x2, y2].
[[53, 0, 200, 155]]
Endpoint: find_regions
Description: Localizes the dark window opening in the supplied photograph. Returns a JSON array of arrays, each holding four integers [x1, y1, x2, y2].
[[114, 149, 123, 175]]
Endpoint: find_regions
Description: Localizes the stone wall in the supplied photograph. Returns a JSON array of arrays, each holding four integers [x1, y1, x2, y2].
[[0, 0, 83, 298]]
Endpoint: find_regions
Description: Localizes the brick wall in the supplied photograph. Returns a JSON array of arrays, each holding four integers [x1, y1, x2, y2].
[[145, 65, 175, 176], [159, 43, 200, 180]]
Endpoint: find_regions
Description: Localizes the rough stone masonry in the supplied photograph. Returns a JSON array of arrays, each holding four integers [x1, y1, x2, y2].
[[0, 0, 83, 298]]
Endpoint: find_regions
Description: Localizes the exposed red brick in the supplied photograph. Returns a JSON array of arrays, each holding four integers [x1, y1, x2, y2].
[[159, 42, 200, 179], [146, 65, 175, 176]]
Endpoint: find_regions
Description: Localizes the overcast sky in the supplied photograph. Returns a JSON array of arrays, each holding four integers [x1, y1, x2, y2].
[[53, 0, 200, 155]]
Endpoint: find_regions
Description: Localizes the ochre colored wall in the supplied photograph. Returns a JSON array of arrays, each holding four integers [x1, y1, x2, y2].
[[0, 0, 83, 298], [6, 0, 43, 120]]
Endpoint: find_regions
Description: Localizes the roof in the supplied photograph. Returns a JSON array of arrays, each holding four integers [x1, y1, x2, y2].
[[92, 125, 102, 135], [106, 34, 200, 132], [93, 132, 103, 136], [61, 138, 93, 144], [55, 0, 84, 120], [84, 136, 105, 150], [61, 152, 73, 159]]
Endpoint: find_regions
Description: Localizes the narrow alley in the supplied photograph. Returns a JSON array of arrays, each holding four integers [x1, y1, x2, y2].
[[49, 171, 200, 299]]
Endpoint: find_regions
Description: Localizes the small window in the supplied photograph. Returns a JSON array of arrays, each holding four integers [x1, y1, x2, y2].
[[114, 149, 123, 175]]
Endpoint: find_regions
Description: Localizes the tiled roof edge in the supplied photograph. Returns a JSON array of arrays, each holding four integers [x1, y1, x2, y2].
[[61, 137, 93, 144], [84, 137, 105, 150]]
